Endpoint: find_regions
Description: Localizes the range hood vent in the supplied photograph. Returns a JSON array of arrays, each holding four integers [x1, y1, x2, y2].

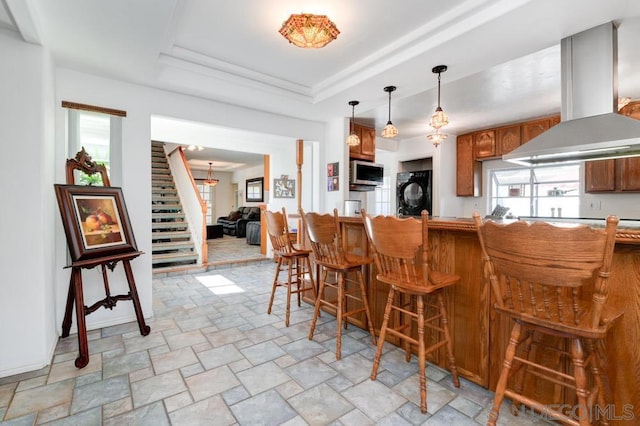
[[503, 22, 640, 166]]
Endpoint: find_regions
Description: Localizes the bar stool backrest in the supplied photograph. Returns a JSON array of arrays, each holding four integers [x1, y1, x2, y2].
[[473, 213, 619, 331], [299, 208, 345, 268], [263, 207, 294, 255], [361, 209, 430, 288]]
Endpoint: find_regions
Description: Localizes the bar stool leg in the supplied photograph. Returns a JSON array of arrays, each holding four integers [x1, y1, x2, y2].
[[295, 258, 302, 307], [372, 287, 395, 380], [335, 272, 345, 360], [356, 269, 376, 345], [304, 257, 318, 302], [570, 338, 591, 426], [267, 256, 283, 316], [510, 329, 534, 415], [489, 321, 523, 426], [437, 293, 460, 388], [586, 339, 610, 426], [417, 294, 427, 414], [285, 257, 293, 327], [308, 268, 327, 341]]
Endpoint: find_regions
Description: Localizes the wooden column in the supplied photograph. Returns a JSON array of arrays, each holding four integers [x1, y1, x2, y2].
[[296, 140, 304, 245]]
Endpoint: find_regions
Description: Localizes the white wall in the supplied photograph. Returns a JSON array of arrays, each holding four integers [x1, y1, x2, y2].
[[0, 55, 330, 377], [53, 68, 329, 343], [375, 133, 465, 218], [0, 32, 57, 376]]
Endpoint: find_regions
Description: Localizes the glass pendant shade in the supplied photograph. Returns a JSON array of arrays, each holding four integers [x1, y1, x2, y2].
[[346, 132, 361, 146], [204, 162, 219, 186], [381, 85, 398, 139], [346, 100, 361, 146], [427, 131, 448, 147], [279, 14, 340, 48], [381, 122, 398, 138], [429, 107, 449, 130]]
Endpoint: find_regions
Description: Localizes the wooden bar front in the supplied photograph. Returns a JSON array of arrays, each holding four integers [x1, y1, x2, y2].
[[331, 216, 640, 422]]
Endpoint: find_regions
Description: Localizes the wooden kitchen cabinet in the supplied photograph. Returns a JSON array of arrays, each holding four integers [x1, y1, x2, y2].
[[585, 101, 640, 192], [585, 160, 616, 192], [348, 123, 376, 162], [473, 130, 496, 159], [521, 117, 551, 143], [619, 99, 640, 119], [456, 134, 481, 196], [496, 124, 521, 155], [585, 156, 640, 192], [618, 158, 640, 190]]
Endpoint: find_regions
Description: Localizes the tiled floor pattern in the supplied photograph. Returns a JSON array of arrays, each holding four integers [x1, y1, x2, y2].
[[0, 263, 552, 425], [206, 235, 265, 265]]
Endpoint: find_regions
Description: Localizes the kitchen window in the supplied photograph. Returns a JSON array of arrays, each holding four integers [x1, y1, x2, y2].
[[374, 176, 392, 215], [489, 164, 579, 218]]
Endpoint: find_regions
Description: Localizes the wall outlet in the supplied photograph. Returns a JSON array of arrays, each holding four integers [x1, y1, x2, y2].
[[589, 200, 602, 210]]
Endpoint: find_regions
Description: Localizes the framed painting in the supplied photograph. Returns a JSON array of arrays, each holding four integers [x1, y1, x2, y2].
[[54, 184, 138, 262], [274, 178, 295, 198], [246, 177, 264, 202]]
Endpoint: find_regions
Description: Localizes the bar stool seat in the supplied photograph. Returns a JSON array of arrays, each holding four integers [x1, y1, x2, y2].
[[264, 207, 316, 327], [362, 209, 460, 414], [300, 208, 376, 360], [474, 213, 622, 426]]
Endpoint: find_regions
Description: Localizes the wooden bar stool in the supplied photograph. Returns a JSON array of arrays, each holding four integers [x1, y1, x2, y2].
[[263, 207, 317, 327], [362, 209, 460, 414], [474, 213, 622, 426], [300, 208, 376, 360]]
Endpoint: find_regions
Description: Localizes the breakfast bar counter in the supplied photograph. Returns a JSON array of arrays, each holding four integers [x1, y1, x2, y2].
[[328, 216, 640, 421]]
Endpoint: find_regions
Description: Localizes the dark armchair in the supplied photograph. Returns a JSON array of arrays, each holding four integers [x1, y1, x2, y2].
[[217, 207, 261, 237]]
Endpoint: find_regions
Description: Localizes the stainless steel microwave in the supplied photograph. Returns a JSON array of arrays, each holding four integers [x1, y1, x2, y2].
[[349, 160, 384, 186]]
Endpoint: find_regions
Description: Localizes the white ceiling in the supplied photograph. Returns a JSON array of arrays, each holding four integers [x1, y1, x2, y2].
[[4, 0, 640, 168]]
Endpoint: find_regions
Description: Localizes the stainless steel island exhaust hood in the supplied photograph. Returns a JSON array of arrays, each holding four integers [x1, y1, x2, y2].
[[503, 22, 640, 166]]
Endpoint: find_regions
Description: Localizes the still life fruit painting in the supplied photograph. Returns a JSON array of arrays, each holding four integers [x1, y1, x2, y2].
[[73, 195, 126, 248]]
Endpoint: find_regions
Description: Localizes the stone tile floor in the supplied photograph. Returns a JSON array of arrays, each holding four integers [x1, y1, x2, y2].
[[0, 262, 552, 425]]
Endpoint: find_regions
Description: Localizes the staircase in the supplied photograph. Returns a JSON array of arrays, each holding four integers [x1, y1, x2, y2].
[[151, 142, 198, 269]]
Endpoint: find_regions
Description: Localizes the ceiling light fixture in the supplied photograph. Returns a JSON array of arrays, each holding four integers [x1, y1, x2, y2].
[[381, 86, 398, 139], [204, 162, 219, 186], [346, 100, 361, 146], [429, 65, 449, 146], [427, 130, 448, 148], [187, 144, 204, 151], [279, 13, 340, 48]]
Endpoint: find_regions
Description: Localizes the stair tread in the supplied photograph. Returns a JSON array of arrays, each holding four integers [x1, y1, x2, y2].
[[152, 231, 191, 238], [153, 241, 195, 249], [152, 253, 198, 264], [152, 222, 189, 230], [152, 213, 185, 218]]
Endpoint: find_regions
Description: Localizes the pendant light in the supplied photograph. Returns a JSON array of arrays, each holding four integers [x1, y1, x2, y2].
[[381, 86, 398, 139], [428, 65, 449, 147], [346, 100, 361, 146], [204, 162, 219, 186]]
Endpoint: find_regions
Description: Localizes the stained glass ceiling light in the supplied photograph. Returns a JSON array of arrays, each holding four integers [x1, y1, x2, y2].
[[279, 13, 340, 48]]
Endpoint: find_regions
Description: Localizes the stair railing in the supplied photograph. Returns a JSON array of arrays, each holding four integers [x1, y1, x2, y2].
[[167, 146, 208, 265]]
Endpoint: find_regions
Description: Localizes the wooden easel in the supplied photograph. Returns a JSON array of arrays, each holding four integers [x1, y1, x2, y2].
[[61, 148, 150, 368]]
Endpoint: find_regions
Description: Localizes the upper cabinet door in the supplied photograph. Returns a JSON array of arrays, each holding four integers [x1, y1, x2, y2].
[[348, 123, 375, 162], [521, 118, 551, 144], [496, 125, 521, 156], [457, 134, 481, 196], [618, 158, 640, 191], [473, 130, 496, 159], [585, 160, 616, 192]]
